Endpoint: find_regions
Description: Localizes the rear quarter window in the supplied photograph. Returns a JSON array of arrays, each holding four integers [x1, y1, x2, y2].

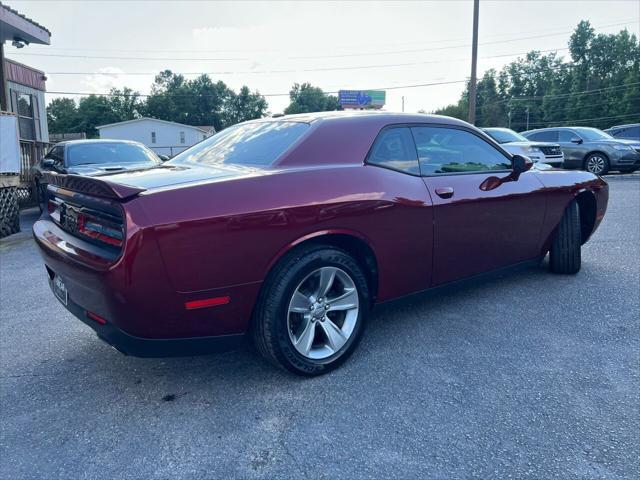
[[366, 127, 420, 175]]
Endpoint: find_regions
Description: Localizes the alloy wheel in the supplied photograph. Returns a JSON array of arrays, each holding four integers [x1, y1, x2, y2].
[[586, 155, 606, 175], [287, 266, 359, 360]]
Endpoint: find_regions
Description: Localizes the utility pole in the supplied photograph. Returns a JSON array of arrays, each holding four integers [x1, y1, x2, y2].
[[468, 0, 480, 124], [508, 109, 512, 129], [525, 106, 530, 131], [402, 96, 405, 113]]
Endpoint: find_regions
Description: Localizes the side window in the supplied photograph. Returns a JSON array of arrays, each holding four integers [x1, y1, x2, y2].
[[558, 130, 577, 142], [45, 146, 63, 163], [619, 126, 639, 139], [367, 127, 420, 175], [411, 126, 511, 175], [528, 130, 558, 142]]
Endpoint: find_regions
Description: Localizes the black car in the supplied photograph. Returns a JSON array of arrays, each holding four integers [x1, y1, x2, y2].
[[604, 123, 640, 142], [35, 139, 162, 206]]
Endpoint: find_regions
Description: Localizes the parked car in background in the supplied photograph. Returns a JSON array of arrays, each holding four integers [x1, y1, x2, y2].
[[482, 128, 564, 167], [33, 112, 609, 375], [604, 123, 640, 141], [522, 127, 640, 175], [34, 140, 162, 207]]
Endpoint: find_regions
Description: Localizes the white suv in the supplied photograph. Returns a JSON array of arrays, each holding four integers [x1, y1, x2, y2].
[[483, 128, 564, 167]]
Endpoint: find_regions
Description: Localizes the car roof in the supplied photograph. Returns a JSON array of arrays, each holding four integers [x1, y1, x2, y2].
[[252, 110, 472, 128], [606, 123, 639, 130], [55, 139, 146, 147], [522, 126, 587, 135]]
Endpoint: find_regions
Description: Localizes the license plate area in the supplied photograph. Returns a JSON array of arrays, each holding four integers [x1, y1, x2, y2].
[[53, 275, 68, 306]]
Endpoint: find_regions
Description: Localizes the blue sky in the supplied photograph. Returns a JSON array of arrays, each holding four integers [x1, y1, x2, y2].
[[5, 0, 640, 114]]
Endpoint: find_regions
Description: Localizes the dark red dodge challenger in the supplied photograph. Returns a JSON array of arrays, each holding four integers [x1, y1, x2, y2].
[[34, 112, 608, 375]]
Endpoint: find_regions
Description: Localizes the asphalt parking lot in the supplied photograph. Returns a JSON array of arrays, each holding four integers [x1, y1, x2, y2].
[[1, 174, 638, 480]]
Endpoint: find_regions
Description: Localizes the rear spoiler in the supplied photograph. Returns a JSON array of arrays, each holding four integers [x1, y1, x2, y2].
[[43, 172, 146, 200]]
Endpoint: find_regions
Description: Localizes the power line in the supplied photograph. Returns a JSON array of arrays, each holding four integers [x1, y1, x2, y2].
[[479, 82, 640, 108], [11, 20, 636, 60], [46, 79, 469, 99], [477, 93, 640, 121], [17, 19, 634, 54], [37, 47, 571, 76], [48, 72, 639, 103]]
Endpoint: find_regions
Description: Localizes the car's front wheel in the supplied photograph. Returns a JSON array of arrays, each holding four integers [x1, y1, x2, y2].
[[252, 245, 369, 375], [584, 153, 609, 175], [549, 199, 581, 274]]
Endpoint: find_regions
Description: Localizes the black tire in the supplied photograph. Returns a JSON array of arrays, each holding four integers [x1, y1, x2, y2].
[[584, 153, 609, 175], [252, 245, 370, 376], [549, 199, 581, 274]]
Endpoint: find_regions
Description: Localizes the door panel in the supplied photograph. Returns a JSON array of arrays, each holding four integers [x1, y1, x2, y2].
[[423, 171, 547, 286], [557, 130, 584, 168]]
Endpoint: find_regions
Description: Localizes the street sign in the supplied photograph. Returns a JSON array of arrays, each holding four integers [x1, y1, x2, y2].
[[338, 90, 386, 109]]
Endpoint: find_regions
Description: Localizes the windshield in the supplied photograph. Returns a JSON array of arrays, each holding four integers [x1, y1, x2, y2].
[[574, 127, 613, 141], [67, 143, 161, 167], [484, 128, 528, 144], [169, 121, 309, 168]]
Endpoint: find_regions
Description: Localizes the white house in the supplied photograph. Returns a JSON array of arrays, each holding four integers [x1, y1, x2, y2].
[[97, 117, 214, 157]]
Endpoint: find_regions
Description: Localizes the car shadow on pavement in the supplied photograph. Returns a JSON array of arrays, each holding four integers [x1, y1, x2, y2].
[[2, 261, 557, 407]]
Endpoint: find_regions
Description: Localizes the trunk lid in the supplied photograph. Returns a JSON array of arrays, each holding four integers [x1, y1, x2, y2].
[[45, 163, 256, 200]]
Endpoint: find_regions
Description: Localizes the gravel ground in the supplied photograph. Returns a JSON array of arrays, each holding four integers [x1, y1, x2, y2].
[[1, 174, 638, 480]]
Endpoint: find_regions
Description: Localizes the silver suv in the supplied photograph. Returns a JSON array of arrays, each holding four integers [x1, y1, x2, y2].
[[522, 127, 640, 175], [482, 128, 564, 167]]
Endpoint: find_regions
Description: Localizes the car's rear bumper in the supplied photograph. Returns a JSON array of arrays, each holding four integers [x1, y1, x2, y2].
[[46, 275, 246, 356], [33, 216, 261, 351]]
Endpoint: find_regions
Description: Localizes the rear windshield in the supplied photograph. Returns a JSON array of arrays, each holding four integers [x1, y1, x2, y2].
[[67, 143, 160, 167], [484, 129, 528, 144], [169, 121, 309, 168]]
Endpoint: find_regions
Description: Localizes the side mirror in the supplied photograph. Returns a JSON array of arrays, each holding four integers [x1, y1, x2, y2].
[[158, 154, 170, 162], [512, 154, 533, 174], [570, 137, 583, 144], [42, 158, 55, 168]]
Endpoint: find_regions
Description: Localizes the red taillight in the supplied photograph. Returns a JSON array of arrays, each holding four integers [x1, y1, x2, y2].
[[77, 212, 124, 247], [185, 296, 231, 310], [86, 311, 107, 325]]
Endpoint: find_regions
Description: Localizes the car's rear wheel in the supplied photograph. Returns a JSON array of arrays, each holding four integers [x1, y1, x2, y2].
[[584, 153, 609, 175], [549, 199, 581, 274], [252, 245, 369, 375]]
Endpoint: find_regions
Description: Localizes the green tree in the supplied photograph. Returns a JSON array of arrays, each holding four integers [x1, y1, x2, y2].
[[284, 83, 339, 114], [222, 86, 268, 127], [145, 71, 236, 130], [107, 87, 143, 121], [434, 20, 640, 130], [46, 98, 80, 134], [76, 95, 121, 138]]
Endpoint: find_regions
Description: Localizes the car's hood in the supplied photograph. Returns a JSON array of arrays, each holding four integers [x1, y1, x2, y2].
[[503, 141, 559, 148], [66, 162, 160, 176], [92, 163, 259, 191]]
